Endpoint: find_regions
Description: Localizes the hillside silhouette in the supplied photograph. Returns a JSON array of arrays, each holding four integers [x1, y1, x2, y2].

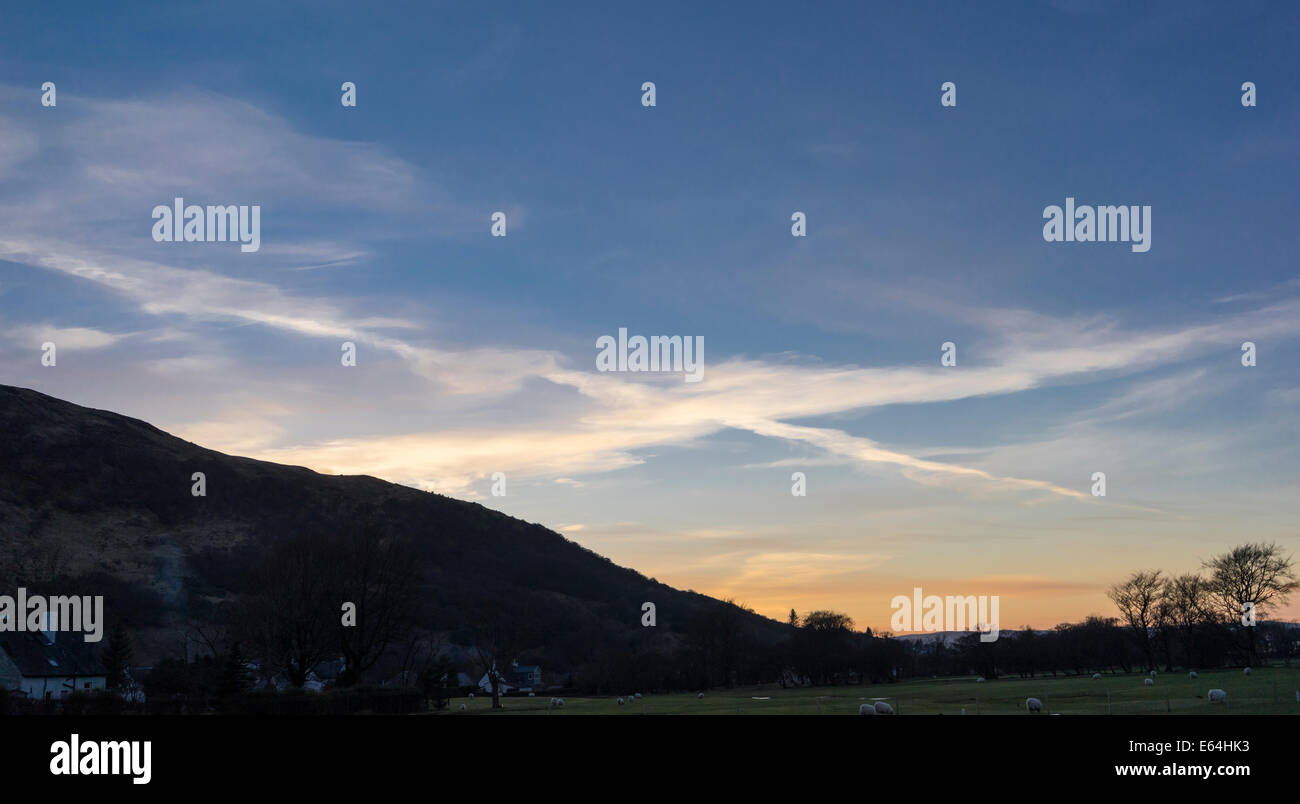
[[0, 384, 785, 673]]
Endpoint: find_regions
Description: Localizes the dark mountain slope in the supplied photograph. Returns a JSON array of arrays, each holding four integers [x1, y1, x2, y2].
[[0, 384, 785, 671]]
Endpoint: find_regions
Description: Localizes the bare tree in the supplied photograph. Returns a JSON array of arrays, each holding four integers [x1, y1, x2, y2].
[[1153, 594, 1176, 672], [239, 532, 338, 688], [184, 618, 230, 661], [1203, 542, 1298, 664], [1163, 573, 1212, 667], [797, 610, 856, 685], [334, 526, 420, 686], [468, 604, 527, 709], [394, 633, 452, 710], [1108, 570, 1163, 671]]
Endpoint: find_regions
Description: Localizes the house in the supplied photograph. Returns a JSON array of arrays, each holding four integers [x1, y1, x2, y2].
[[266, 670, 326, 692], [476, 661, 544, 694], [510, 664, 542, 689], [477, 672, 515, 695], [0, 626, 108, 700]]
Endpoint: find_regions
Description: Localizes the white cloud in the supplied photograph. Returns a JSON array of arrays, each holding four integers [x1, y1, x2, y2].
[[7, 323, 121, 350]]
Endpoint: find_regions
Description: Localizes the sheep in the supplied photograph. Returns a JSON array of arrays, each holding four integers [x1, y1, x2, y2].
[[1207, 688, 1227, 703], [976, 677, 985, 683], [617, 697, 625, 705], [1188, 671, 1198, 679], [1026, 697, 1043, 713], [458, 704, 467, 711], [1243, 667, 1252, 675], [528, 692, 535, 697], [635, 692, 642, 699], [1092, 673, 1102, 680], [858, 703, 877, 715], [1144, 678, 1154, 686], [697, 692, 705, 699], [1149, 670, 1157, 677], [555, 698, 565, 707], [468, 692, 474, 699], [873, 701, 894, 714], [548, 697, 558, 706]]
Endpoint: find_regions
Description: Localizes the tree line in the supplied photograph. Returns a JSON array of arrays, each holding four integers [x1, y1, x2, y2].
[[16, 538, 1294, 711], [582, 542, 1298, 692]]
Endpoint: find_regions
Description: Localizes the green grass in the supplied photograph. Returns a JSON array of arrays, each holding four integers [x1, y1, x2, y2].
[[443, 666, 1300, 715]]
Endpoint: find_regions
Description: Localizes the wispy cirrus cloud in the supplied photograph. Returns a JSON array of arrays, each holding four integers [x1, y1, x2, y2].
[[6, 226, 1299, 502], [4, 323, 122, 350]]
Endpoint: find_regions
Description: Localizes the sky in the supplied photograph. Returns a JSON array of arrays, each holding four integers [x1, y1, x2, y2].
[[1, 0, 1298, 631]]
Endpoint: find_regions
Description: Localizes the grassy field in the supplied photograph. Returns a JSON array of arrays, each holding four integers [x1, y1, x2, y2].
[[445, 666, 1300, 715]]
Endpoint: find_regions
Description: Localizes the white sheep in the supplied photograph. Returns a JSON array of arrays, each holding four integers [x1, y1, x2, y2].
[[976, 677, 985, 683], [1026, 697, 1043, 713], [1092, 673, 1102, 680], [458, 703, 467, 711], [528, 692, 535, 697], [697, 692, 704, 699], [858, 703, 877, 715], [468, 692, 474, 699], [1144, 678, 1154, 686], [635, 692, 642, 699], [1149, 670, 1157, 677], [617, 697, 625, 705], [1188, 671, 1198, 679], [548, 697, 557, 706], [1243, 667, 1252, 675], [873, 701, 894, 714], [555, 698, 565, 707], [1207, 688, 1227, 703]]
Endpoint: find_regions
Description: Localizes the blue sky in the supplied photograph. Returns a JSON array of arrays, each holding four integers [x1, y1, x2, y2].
[[1, 1, 1298, 628]]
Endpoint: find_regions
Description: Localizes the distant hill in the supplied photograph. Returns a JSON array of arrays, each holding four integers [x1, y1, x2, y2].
[[0, 384, 785, 670]]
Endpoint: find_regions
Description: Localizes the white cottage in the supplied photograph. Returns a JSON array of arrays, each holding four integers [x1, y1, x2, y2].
[[0, 626, 108, 700]]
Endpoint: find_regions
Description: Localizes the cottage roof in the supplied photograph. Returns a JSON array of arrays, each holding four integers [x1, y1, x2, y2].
[[0, 631, 107, 678]]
